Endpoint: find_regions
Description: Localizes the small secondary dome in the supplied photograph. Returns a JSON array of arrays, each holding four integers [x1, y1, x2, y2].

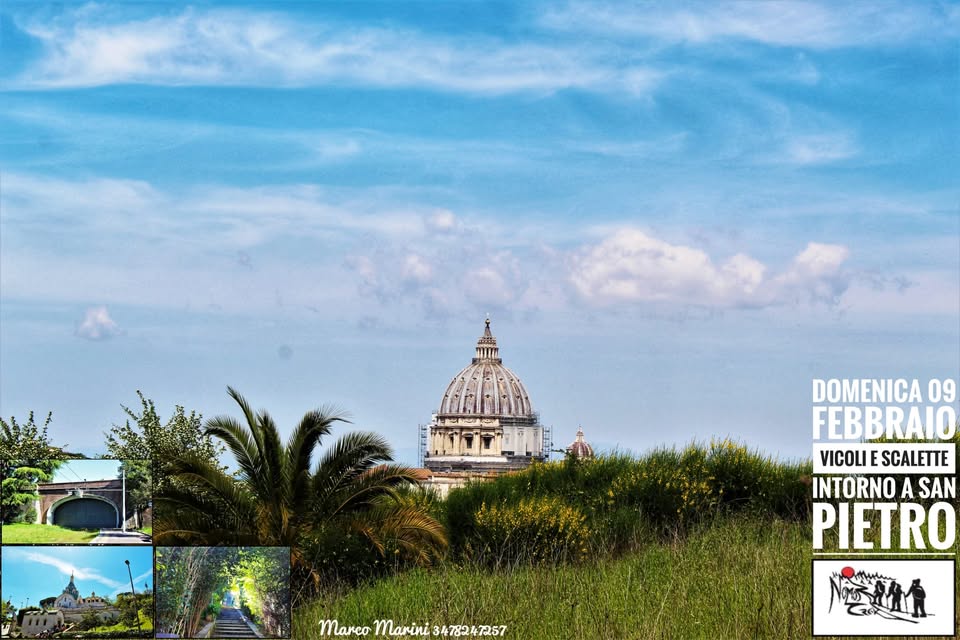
[[438, 319, 533, 417], [567, 427, 594, 459]]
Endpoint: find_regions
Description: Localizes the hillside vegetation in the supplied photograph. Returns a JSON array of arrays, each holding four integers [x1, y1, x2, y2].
[[296, 517, 810, 640], [443, 440, 811, 566]]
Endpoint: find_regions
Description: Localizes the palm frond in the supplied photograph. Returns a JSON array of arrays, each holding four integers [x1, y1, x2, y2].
[[203, 416, 268, 497], [321, 463, 426, 519], [153, 485, 258, 545], [284, 407, 347, 507], [311, 432, 393, 510], [348, 502, 447, 565], [161, 454, 261, 535]]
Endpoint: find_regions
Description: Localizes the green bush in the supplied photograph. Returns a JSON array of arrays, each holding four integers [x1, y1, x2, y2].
[[58, 632, 152, 639], [446, 439, 810, 561], [610, 446, 715, 527], [469, 496, 590, 566], [80, 609, 102, 630], [302, 525, 399, 589]]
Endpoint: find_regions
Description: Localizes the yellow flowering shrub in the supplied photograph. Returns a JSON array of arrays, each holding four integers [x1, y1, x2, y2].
[[471, 496, 590, 565], [610, 445, 715, 525], [609, 439, 809, 526]]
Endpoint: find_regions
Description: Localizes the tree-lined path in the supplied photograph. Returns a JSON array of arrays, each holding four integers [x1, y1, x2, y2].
[[155, 547, 289, 639]]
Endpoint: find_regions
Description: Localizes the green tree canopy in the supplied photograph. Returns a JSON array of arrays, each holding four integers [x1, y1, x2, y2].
[[0, 411, 74, 459], [104, 391, 224, 493], [0, 412, 78, 524], [118, 459, 153, 529], [235, 547, 291, 637], [154, 387, 447, 598]]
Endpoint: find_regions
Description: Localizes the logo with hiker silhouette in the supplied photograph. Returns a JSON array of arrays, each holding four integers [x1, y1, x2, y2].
[[812, 560, 956, 637]]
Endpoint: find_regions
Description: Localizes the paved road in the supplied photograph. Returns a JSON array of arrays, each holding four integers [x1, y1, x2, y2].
[[89, 529, 152, 544]]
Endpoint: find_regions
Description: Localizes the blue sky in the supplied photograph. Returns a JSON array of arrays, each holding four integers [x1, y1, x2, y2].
[[2, 546, 153, 608], [0, 1, 957, 463], [50, 459, 123, 484]]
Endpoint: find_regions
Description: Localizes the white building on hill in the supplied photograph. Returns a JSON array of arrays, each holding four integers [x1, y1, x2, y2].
[[16, 573, 120, 638], [420, 320, 551, 491]]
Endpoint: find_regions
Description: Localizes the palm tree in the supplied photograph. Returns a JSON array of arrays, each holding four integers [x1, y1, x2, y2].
[[154, 387, 446, 593]]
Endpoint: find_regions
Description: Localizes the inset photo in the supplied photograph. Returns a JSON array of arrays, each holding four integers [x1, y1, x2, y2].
[[1, 545, 153, 638], [155, 547, 290, 639], [1, 459, 152, 545]]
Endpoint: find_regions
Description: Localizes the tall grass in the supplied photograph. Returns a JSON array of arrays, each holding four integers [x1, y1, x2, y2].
[[295, 517, 811, 640]]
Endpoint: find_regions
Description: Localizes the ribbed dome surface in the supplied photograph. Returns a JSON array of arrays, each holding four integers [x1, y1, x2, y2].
[[566, 428, 594, 459], [438, 320, 533, 417]]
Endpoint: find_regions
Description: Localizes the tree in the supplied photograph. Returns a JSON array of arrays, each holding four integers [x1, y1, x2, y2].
[[118, 593, 141, 627], [1, 412, 62, 459], [118, 459, 152, 529], [154, 387, 447, 597], [80, 609, 101, 631], [2, 599, 13, 623], [0, 412, 78, 524], [236, 547, 290, 637], [104, 391, 224, 493], [155, 547, 237, 638]]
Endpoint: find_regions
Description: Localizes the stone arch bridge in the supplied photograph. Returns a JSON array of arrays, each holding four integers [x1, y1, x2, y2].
[[35, 479, 133, 529]]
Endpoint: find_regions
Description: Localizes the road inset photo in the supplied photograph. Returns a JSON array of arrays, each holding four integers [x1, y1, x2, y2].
[[1, 459, 151, 545]]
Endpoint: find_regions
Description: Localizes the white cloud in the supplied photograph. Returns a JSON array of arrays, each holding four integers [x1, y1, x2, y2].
[[75, 306, 123, 340], [0, 173, 423, 251], [112, 569, 152, 596], [568, 228, 851, 308], [426, 210, 458, 233], [463, 252, 527, 309], [722, 253, 767, 294], [13, 6, 661, 94], [782, 133, 858, 165], [541, 1, 959, 49], [4, 173, 941, 320], [15, 550, 126, 590], [344, 240, 530, 316], [772, 242, 851, 304], [401, 254, 433, 285]]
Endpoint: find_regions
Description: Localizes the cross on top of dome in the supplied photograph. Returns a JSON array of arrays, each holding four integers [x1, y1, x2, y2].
[[473, 318, 501, 364]]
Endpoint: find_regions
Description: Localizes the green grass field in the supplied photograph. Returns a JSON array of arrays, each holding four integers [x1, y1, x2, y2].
[[1, 523, 99, 544], [296, 518, 812, 640], [295, 516, 960, 640], [87, 610, 154, 635]]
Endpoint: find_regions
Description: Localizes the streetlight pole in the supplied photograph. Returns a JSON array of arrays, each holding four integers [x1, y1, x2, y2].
[[124, 560, 142, 635], [122, 466, 127, 532]]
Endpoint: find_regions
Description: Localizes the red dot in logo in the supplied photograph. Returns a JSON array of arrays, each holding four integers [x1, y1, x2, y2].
[[841, 566, 855, 579]]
